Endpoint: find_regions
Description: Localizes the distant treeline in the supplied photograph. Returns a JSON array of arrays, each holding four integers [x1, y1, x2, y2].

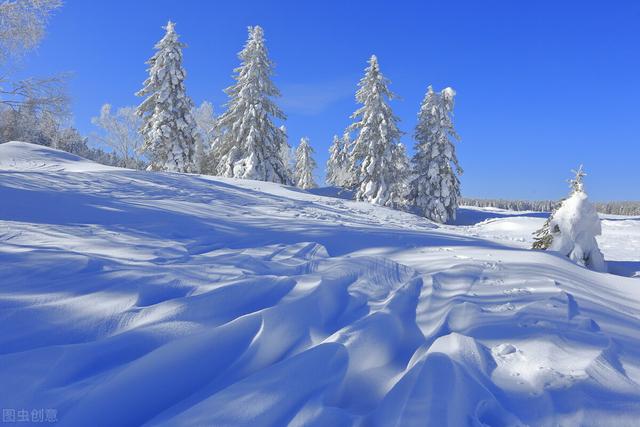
[[461, 198, 640, 216]]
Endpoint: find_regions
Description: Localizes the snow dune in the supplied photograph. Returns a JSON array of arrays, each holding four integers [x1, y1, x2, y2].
[[1, 141, 640, 426]]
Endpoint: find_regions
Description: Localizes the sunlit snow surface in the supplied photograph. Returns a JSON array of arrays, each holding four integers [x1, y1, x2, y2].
[[1, 141, 639, 427]]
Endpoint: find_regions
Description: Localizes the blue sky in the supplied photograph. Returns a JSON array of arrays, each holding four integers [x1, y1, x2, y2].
[[13, 0, 640, 200]]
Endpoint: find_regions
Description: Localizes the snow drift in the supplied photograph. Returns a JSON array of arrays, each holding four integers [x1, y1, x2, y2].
[[1, 142, 640, 426]]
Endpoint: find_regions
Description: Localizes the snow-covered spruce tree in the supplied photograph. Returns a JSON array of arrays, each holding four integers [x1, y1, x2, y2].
[[326, 133, 351, 187], [211, 26, 290, 184], [294, 137, 317, 189], [348, 55, 407, 206], [532, 166, 606, 272], [410, 86, 462, 223], [136, 21, 198, 172]]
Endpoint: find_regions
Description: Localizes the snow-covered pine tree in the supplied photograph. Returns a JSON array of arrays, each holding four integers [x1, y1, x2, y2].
[[410, 86, 462, 223], [211, 26, 290, 184], [348, 55, 406, 206], [294, 137, 317, 189], [136, 21, 198, 172], [326, 133, 351, 187], [532, 166, 606, 272]]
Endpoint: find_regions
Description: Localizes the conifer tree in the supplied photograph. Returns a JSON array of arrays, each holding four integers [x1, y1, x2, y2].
[[136, 21, 198, 172], [410, 86, 462, 223], [294, 137, 317, 189], [532, 166, 606, 272], [211, 26, 290, 184], [347, 55, 407, 206], [326, 133, 351, 187]]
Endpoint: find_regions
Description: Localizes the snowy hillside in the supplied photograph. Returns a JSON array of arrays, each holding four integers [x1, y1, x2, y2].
[[1, 141, 640, 426], [0, 141, 117, 172]]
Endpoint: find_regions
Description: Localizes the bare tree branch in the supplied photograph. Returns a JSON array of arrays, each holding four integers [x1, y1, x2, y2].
[[0, 0, 63, 62], [91, 103, 146, 168], [0, 73, 69, 116]]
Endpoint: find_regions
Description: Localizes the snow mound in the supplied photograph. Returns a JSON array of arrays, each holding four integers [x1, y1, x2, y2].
[[1, 143, 640, 426], [0, 141, 116, 172]]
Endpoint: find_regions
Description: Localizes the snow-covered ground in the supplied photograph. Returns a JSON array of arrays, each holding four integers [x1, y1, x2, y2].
[[1, 141, 639, 426], [453, 207, 640, 278]]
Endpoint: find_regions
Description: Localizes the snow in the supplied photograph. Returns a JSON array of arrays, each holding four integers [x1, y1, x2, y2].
[[457, 206, 640, 278], [441, 86, 456, 99], [2, 142, 640, 426], [0, 141, 117, 172]]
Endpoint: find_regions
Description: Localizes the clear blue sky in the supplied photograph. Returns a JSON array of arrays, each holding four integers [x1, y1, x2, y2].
[[14, 0, 640, 200]]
